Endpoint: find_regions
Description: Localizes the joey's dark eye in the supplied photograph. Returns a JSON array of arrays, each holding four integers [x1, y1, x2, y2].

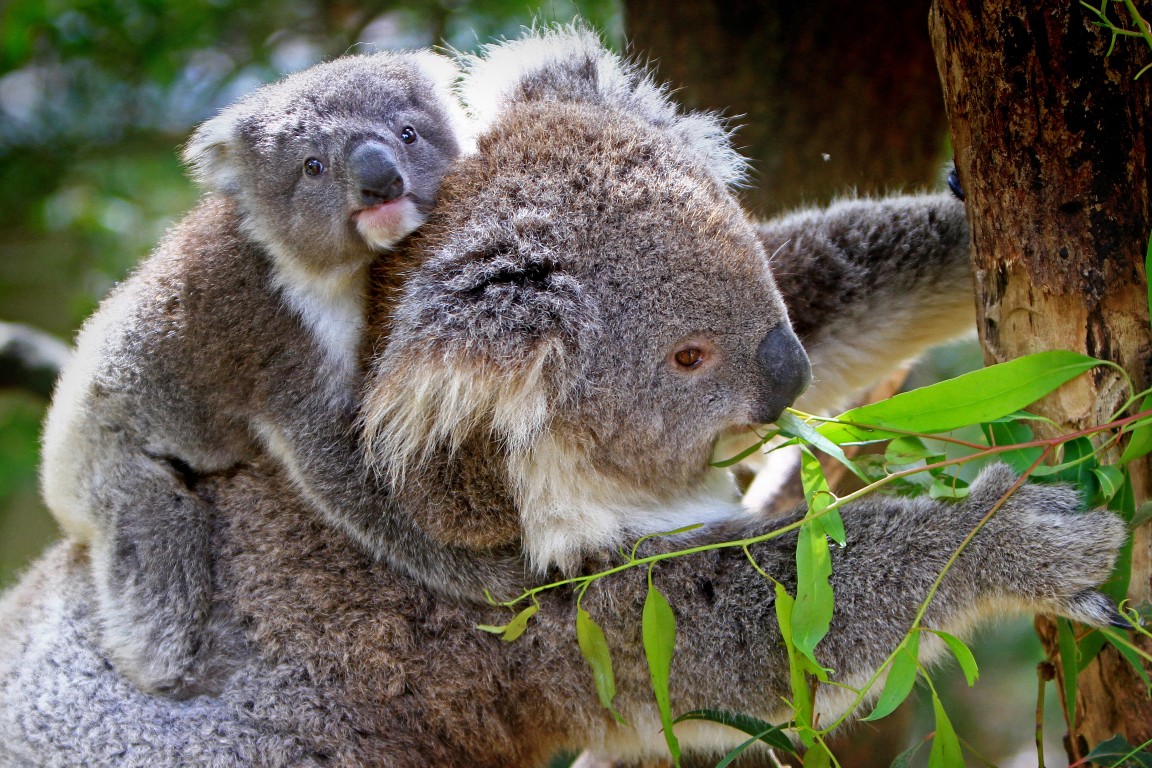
[[399, 126, 418, 144], [674, 348, 704, 369], [303, 158, 326, 177]]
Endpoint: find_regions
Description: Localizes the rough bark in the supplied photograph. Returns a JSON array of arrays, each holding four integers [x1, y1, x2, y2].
[[931, 0, 1152, 758], [624, 0, 948, 218]]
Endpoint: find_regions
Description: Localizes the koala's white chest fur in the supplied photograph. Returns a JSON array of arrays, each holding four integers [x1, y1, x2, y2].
[[272, 261, 367, 384]]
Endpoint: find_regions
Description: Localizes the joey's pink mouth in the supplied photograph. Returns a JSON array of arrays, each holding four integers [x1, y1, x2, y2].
[[354, 196, 423, 250]]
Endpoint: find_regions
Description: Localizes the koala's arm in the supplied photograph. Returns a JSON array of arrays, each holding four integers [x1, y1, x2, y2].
[[758, 193, 973, 414], [256, 400, 527, 601], [584, 465, 1124, 730]]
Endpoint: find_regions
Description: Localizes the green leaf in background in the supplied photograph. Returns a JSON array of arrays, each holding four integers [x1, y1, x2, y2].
[[928, 630, 979, 687], [792, 520, 834, 666], [884, 436, 939, 465], [927, 691, 963, 768], [1121, 232, 1152, 464], [1092, 465, 1125, 505], [863, 632, 920, 721], [819, 351, 1103, 444], [1083, 733, 1152, 767], [576, 607, 626, 724], [889, 738, 928, 768], [1102, 627, 1152, 695], [1057, 618, 1079, 727], [643, 578, 681, 766], [928, 474, 970, 500], [673, 710, 795, 754], [982, 420, 1045, 475]]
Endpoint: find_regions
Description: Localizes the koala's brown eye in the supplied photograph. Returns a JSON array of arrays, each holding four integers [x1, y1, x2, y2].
[[399, 126, 418, 144], [303, 158, 325, 176], [674, 348, 704, 368]]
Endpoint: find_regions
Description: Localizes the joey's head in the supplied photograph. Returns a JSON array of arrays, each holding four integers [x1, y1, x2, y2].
[[364, 27, 810, 571], [183, 50, 468, 276]]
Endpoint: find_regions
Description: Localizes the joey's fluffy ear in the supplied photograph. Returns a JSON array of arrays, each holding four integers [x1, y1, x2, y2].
[[182, 103, 250, 195], [363, 216, 597, 486], [458, 24, 747, 187]]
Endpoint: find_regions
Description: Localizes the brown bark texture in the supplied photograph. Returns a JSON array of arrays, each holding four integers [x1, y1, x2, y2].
[[931, 0, 1152, 757], [623, 0, 948, 218]]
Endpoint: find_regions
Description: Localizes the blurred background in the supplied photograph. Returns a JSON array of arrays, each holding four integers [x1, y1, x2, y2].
[[0, 1, 1060, 765]]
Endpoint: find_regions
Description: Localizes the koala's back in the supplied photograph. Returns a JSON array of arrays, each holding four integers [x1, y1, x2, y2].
[[41, 197, 301, 539]]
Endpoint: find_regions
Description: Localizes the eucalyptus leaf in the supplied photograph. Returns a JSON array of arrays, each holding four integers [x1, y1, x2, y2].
[[792, 522, 834, 665], [779, 411, 868, 483], [498, 604, 538, 642], [890, 738, 927, 768], [1121, 396, 1152, 464], [674, 710, 795, 754], [643, 580, 681, 765], [1057, 618, 1079, 726], [576, 608, 626, 724], [863, 632, 920, 721], [928, 630, 979, 687], [774, 582, 815, 733], [803, 741, 832, 768], [885, 436, 937, 465], [1083, 734, 1152, 767], [927, 691, 963, 768], [1102, 627, 1152, 694], [819, 351, 1103, 444], [800, 448, 845, 545]]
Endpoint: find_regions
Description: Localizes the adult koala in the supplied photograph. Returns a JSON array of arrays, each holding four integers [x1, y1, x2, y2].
[[0, 28, 1124, 767]]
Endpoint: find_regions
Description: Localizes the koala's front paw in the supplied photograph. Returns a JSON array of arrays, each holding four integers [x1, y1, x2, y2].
[[965, 464, 1128, 626]]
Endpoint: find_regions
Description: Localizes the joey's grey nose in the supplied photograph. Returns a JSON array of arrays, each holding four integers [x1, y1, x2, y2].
[[754, 323, 812, 423], [348, 141, 405, 205]]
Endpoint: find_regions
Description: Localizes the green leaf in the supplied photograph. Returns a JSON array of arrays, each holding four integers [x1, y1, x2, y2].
[[710, 429, 784, 467], [800, 447, 845, 545], [863, 632, 920, 721], [1131, 501, 1152, 530], [792, 520, 834, 665], [890, 738, 928, 768], [803, 741, 833, 768], [576, 608, 626, 724], [928, 474, 969, 499], [982, 421, 1045, 474], [643, 579, 681, 765], [927, 691, 964, 768], [498, 604, 538, 641], [1092, 465, 1126, 505], [1057, 618, 1079, 727], [928, 630, 979, 687], [1120, 395, 1152, 464], [774, 582, 816, 736], [1083, 734, 1152, 767], [674, 710, 796, 755], [1102, 627, 1152, 694], [885, 436, 937, 465], [779, 410, 869, 483], [819, 351, 1103, 444]]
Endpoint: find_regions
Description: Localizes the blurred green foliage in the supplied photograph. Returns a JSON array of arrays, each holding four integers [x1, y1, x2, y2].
[[0, 0, 622, 588]]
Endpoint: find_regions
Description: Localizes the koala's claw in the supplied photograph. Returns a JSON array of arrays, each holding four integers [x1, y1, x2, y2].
[[1108, 605, 1144, 630]]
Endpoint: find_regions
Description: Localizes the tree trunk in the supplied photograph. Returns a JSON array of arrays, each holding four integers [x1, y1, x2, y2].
[[931, 0, 1152, 758], [623, 0, 948, 217]]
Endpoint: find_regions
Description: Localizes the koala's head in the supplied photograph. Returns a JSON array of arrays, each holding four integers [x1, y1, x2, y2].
[[364, 27, 810, 571], [184, 50, 468, 276]]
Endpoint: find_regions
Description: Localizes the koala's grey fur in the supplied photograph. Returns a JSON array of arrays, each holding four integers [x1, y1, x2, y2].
[[2, 27, 1125, 766], [39, 50, 468, 697]]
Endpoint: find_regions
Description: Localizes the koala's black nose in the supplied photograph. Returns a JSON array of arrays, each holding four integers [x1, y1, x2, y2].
[[348, 141, 405, 205], [754, 323, 812, 423]]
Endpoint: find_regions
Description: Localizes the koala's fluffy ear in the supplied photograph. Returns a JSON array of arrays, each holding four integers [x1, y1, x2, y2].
[[458, 24, 747, 187], [181, 103, 250, 195], [363, 217, 596, 487]]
